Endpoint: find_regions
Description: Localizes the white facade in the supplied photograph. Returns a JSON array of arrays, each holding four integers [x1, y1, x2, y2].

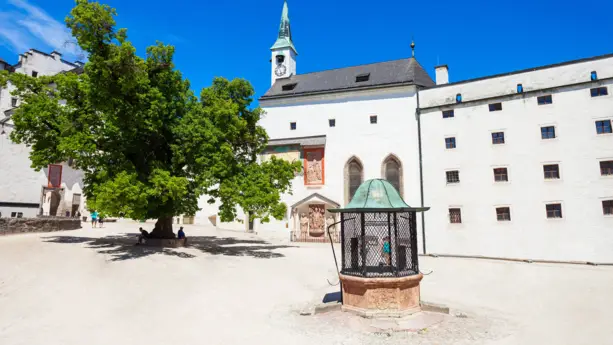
[[201, 2, 613, 263], [0, 49, 84, 219], [419, 57, 613, 262]]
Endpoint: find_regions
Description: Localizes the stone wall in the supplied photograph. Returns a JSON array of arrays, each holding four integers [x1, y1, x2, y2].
[[0, 218, 81, 236]]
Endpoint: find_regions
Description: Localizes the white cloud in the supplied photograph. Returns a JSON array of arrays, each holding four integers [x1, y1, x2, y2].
[[0, 0, 85, 60]]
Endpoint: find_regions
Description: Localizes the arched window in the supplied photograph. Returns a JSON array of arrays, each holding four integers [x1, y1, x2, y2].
[[344, 157, 364, 205], [381, 155, 403, 197]]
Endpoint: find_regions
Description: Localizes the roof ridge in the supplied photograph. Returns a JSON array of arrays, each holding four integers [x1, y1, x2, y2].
[[292, 57, 415, 77]]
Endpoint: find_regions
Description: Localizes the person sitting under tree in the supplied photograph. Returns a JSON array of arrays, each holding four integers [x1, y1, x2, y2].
[[177, 226, 187, 245], [137, 227, 150, 245]]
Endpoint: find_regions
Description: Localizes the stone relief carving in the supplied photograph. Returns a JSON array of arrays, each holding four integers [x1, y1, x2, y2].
[[308, 204, 325, 236], [299, 213, 309, 235], [305, 150, 323, 185]]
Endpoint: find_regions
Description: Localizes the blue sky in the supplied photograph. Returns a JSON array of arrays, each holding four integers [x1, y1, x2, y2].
[[1, 0, 613, 101]]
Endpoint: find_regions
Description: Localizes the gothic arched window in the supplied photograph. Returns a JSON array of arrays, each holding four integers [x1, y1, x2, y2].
[[344, 157, 364, 205], [382, 155, 403, 197]]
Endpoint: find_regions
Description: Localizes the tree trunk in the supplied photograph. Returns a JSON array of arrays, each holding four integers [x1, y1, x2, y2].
[[149, 216, 175, 239]]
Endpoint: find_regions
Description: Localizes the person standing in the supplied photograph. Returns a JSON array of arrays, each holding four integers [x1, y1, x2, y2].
[[91, 211, 99, 228]]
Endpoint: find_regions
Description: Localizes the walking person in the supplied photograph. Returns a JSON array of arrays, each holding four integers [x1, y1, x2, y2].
[[90, 210, 99, 228]]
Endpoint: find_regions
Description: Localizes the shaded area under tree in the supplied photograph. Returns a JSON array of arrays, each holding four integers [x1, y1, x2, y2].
[[43, 233, 294, 261]]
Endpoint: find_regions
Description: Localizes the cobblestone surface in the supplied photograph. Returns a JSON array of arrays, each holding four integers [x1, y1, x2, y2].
[[0, 222, 611, 345]]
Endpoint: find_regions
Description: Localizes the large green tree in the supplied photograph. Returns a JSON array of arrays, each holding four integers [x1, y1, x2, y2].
[[0, 0, 300, 238]]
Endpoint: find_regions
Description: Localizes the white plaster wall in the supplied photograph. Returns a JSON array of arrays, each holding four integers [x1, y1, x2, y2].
[[420, 80, 613, 262], [0, 50, 82, 219], [0, 128, 46, 203], [244, 86, 424, 244], [420, 55, 613, 108]]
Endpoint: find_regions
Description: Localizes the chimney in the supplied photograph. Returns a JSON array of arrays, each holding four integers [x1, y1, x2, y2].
[[435, 65, 449, 85], [51, 51, 62, 60]]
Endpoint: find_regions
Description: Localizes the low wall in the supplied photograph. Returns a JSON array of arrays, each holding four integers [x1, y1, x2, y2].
[[0, 218, 82, 236]]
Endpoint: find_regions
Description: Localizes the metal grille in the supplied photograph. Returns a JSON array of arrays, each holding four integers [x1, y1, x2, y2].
[[543, 164, 560, 179], [340, 211, 418, 278], [494, 168, 508, 182], [601, 161, 613, 176]]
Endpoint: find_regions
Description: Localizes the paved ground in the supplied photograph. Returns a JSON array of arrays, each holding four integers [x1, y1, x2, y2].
[[0, 222, 612, 345]]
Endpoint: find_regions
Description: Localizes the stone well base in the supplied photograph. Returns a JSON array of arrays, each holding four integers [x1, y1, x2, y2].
[[142, 238, 186, 248], [339, 273, 423, 318]]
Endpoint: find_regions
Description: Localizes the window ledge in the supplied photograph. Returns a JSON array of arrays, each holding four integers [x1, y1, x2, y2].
[[546, 217, 564, 221], [446, 182, 461, 186], [306, 185, 324, 189], [596, 133, 613, 137]]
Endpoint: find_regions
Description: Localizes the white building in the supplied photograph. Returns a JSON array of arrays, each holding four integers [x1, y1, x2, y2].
[[0, 49, 85, 219], [201, 1, 613, 262]]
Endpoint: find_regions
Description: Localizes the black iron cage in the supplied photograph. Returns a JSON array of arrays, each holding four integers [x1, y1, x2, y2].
[[340, 211, 418, 278]]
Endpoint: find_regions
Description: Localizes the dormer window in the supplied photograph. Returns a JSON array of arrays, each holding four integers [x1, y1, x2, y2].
[[355, 73, 370, 83], [276, 55, 285, 64], [282, 83, 297, 91]]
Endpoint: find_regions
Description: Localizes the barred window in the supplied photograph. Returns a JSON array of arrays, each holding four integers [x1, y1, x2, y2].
[[496, 207, 511, 221], [541, 126, 556, 139], [601, 161, 613, 176], [595, 120, 612, 134], [449, 208, 462, 224], [603, 200, 613, 215], [546, 203, 563, 219], [537, 95, 553, 105], [590, 87, 608, 97], [494, 168, 508, 182], [489, 102, 502, 112], [492, 132, 505, 144], [543, 164, 560, 179], [445, 137, 456, 149], [446, 170, 460, 184]]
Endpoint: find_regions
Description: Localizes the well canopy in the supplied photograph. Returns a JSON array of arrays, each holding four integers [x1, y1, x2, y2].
[[329, 179, 429, 213]]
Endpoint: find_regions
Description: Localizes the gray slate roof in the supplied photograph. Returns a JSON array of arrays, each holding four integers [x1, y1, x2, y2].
[[261, 58, 434, 99], [267, 135, 326, 147]]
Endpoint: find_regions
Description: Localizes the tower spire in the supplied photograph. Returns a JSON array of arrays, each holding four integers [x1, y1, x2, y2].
[[271, 0, 297, 54]]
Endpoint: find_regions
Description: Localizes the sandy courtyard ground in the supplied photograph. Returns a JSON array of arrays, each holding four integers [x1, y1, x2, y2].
[[1, 222, 612, 345]]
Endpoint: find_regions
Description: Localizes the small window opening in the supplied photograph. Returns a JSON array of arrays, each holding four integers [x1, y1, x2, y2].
[[282, 83, 297, 91], [276, 55, 285, 64], [489, 102, 502, 112], [517, 84, 523, 93], [456, 93, 462, 103], [329, 119, 336, 127], [442, 110, 454, 118], [370, 115, 377, 124], [290, 122, 296, 130], [355, 73, 370, 83], [32, 71, 38, 77], [591, 87, 608, 97], [591, 71, 598, 81], [537, 95, 553, 105]]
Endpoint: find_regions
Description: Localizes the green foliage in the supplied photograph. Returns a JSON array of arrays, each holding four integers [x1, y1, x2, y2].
[[0, 0, 300, 227]]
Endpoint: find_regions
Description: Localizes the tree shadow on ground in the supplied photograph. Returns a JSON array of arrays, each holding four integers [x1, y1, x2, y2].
[[43, 233, 293, 262]]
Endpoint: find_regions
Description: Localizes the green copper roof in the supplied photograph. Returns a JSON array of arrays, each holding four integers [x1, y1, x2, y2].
[[329, 179, 430, 213], [271, 1, 297, 54]]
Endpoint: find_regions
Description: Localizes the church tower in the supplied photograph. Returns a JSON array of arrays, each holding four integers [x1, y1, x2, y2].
[[270, 1, 297, 85]]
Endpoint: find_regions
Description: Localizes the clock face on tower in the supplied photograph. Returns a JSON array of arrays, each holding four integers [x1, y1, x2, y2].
[[275, 64, 287, 77]]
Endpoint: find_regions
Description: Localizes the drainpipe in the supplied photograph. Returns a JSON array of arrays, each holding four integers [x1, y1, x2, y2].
[[415, 86, 427, 254]]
